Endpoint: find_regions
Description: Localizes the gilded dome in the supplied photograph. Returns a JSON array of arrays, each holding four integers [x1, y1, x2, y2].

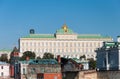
[[62, 24, 68, 32], [56, 24, 75, 34]]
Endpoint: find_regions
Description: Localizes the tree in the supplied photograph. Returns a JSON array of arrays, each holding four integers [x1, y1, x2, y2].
[[42, 52, 54, 59], [80, 55, 86, 59], [36, 56, 41, 59], [88, 58, 96, 69], [20, 51, 36, 61], [0, 54, 8, 63]]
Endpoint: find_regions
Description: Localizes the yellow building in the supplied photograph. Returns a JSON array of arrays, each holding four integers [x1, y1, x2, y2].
[[19, 24, 113, 59]]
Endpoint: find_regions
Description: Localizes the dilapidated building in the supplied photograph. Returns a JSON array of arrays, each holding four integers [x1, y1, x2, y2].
[[20, 59, 62, 79]]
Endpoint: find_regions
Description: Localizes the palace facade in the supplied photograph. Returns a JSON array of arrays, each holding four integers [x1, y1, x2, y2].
[[19, 24, 113, 59]]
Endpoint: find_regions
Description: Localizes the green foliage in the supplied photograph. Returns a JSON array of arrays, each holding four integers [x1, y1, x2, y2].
[[0, 54, 8, 63], [42, 52, 54, 59], [80, 55, 86, 59], [88, 58, 96, 69], [20, 51, 36, 61], [36, 56, 41, 59]]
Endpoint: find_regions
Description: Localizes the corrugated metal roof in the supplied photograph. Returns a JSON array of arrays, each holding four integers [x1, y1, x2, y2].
[[0, 61, 9, 65], [20, 59, 58, 65], [71, 58, 89, 64]]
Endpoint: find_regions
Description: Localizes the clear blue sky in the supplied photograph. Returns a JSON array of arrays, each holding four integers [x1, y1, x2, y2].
[[0, 0, 120, 49]]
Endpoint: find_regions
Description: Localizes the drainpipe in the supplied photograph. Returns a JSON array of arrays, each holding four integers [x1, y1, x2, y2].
[[106, 51, 109, 70]]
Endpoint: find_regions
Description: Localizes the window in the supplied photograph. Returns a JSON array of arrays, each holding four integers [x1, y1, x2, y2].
[[90, 42, 92, 47], [23, 68, 25, 75], [1, 66, 3, 69], [33, 49, 36, 52], [26, 42, 28, 46], [30, 42, 32, 46], [58, 49, 60, 52], [49, 49, 52, 52], [74, 43, 76, 47], [70, 43, 72, 47], [1, 72, 3, 76], [86, 43, 88, 47], [42, 49, 44, 53], [46, 49, 48, 52], [62, 42, 64, 47], [38, 42, 40, 46], [31, 68, 36, 74], [74, 49, 76, 52], [42, 42, 44, 46], [49, 42, 52, 46], [66, 43, 68, 47], [62, 49, 64, 52], [78, 43, 80, 47], [54, 49, 56, 52], [84, 43, 86, 47], [54, 42, 56, 46], [66, 49, 68, 52], [78, 49, 80, 52], [34, 42, 36, 47], [22, 42, 24, 46], [82, 42, 84, 47], [98, 42, 101, 47], [70, 49, 72, 52], [38, 48, 40, 52], [58, 43, 60, 47], [46, 42, 48, 46]]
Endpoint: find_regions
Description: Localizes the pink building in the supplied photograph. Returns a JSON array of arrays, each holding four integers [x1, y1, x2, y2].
[[0, 62, 10, 79]]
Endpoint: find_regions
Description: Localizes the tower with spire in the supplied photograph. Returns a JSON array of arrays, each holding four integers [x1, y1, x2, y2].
[[10, 47, 20, 79]]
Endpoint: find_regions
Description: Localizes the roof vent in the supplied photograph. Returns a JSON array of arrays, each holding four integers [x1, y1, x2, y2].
[[30, 29, 35, 34]]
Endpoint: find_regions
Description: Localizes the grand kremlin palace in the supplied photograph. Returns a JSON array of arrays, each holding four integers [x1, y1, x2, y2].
[[19, 24, 113, 59]]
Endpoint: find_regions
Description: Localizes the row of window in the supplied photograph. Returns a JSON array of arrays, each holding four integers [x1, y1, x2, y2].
[[21, 48, 95, 53], [57, 35, 77, 39], [62, 54, 95, 58], [21, 42, 101, 47], [32, 54, 95, 59]]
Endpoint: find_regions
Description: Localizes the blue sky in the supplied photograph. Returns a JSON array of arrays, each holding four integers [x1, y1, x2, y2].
[[0, 0, 120, 49]]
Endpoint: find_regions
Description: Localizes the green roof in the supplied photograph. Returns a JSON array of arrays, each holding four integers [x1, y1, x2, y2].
[[56, 24, 75, 34], [78, 34, 111, 39], [99, 42, 120, 50], [56, 28, 75, 34], [22, 34, 55, 38], [22, 34, 111, 39], [0, 49, 12, 52], [104, 42, 116, 47], [21, 24, 112, 39], [20, 59, 58, 65]]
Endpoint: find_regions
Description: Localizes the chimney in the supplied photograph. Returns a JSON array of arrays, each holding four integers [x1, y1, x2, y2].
[[26, 56, 30, 61], [57, 55, 61, 63]]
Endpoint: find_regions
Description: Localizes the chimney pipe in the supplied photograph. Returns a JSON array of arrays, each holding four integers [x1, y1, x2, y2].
[[57, 55, 61, 63]]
